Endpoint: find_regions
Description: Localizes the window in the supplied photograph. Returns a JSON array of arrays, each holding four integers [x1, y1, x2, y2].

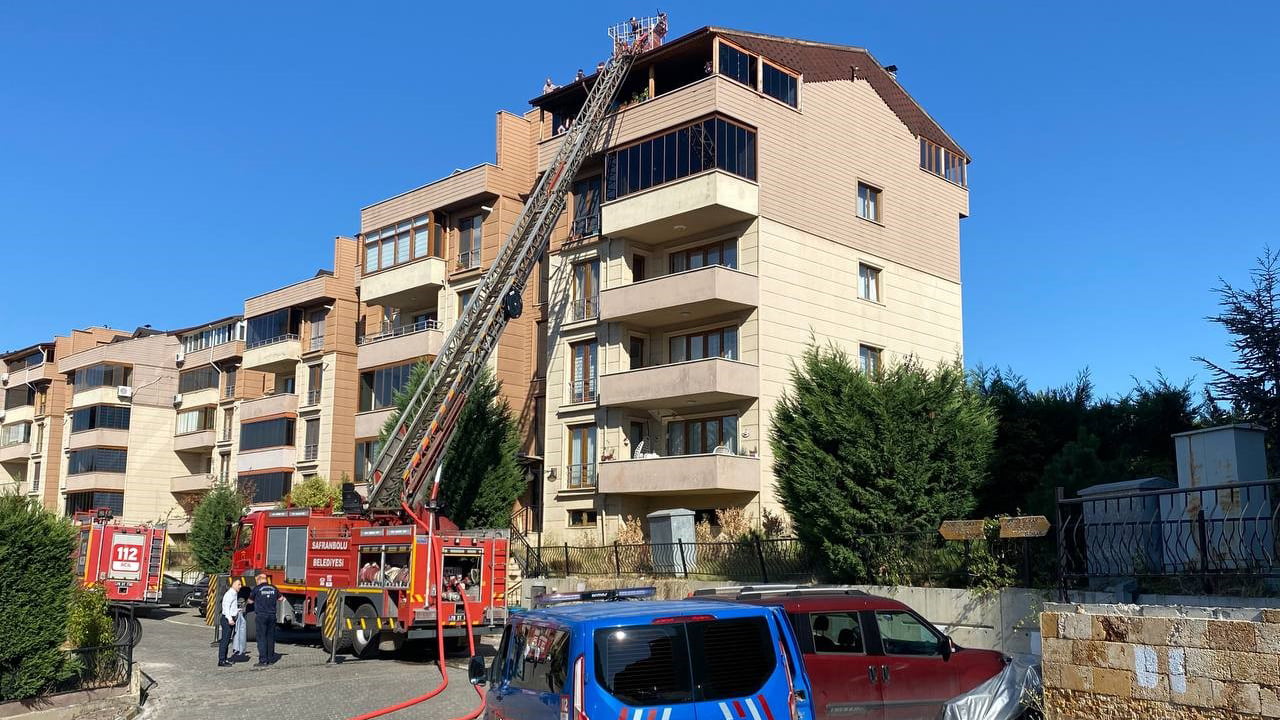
[[245, 308, 300, 348], [37, 389, 47, 414], [306, 365, 324, 406], [181, 321, 242, 353], [875, 611, 943, 656], [9, 350, 46, 370], [176, 407, 215, 434], [355, 440, 380, 483], [4, 387, 34, 410], [858, 264, 881, 303], [572, 177, 602, 237], [567, 425, 596, 489], [224, 368, 237, 399], [571, 260, 599, 321], [178, 367, 219, 394], [859, 345, 882, 375], [308, 309, 327, 352], [762, 62, 798, 107], [238, 471, 291, 504], [605, 117, 756, 201], [66, 491, 124, 516], [275, 374, 296, 395], [670, 239, 737, 272], [265, 525, 308, 583], [594, 617, 774, 706], [920, 138, 967, 187], [569, 341, 597, 403], [810, 612, 865, 654], [71, 405, 131, 432], [222, 408, 234, 441], [71, 364, 132, 392], [219, 454, 230, 483], [35, 422, 43, 450], [568, 509, 598, 527], [667, 415, 738, 455], [628, 420, 649, 456], [458, 215, 482, 269], [628, 336, 646, 369], [1, 422, 31, 447], [359, 363, 415, 413], [303, 419, 319, 461], [457, 288, 474, 318], [240, 418, 296, 451], [857, 182, 881, 222], [68, 448, 128, 475], [669, 326, 738, 363], [31, 460, 40, 494], [718, 42, 757, 88], [505, 623, 570, 693], [632, 254, 647, 282], [363, 213, 442, 274]]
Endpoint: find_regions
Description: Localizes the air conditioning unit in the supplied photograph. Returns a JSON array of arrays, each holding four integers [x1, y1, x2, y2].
[[175, 350, 185, 366], [173, 394, 183, 406], [117, 386, 134, 399], [0, 373, 8, 386]]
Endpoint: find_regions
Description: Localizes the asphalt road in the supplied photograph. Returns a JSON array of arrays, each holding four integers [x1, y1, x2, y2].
[[133, 607, 494, 720]]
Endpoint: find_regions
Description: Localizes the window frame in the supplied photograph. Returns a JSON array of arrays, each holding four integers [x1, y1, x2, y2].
[[668, 325, 739, 363], [568, 508, 599, 527], [570, 259, 600, 322], [669, 237, 738, 273], [808, 611, 868, 656], [856, 182, 883, 224], [857, 263, 882, 304], [363, 211, 446, 276], [239, 417, 297, 452], [604, 115, 757, 202], [457, 214, 483, 270], [566, 424, 597, 490], [919, 138, 968, 187], [858, 344, 883, 375], [666, 413, 738, 456], [568, 340, 598, 404], [871, 609, 946, 658]]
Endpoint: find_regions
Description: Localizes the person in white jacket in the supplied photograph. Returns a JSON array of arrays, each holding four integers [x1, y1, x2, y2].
[[217, 578, 242, 667]]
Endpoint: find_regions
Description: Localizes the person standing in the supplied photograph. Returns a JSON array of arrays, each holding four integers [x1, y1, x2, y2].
[[217, 578, 242, 667], [249, 572, 280, 668]]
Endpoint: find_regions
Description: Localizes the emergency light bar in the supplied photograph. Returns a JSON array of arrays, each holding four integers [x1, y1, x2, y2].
[[533, 586, 657, 607]]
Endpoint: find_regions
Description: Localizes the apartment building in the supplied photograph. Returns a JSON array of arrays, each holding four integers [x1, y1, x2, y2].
[[237, 236, 360, 504], [355, 112, 542, 486], [1, 327, 128, 510], [528, 27, 969, 541]]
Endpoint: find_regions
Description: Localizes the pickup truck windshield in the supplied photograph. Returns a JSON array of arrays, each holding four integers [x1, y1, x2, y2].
[[594, 617, 776, 705]]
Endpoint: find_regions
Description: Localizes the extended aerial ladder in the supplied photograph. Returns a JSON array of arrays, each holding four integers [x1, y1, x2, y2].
[[365, 17, 664, 524]]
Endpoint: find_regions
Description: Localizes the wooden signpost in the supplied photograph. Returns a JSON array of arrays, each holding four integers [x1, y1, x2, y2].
[[936, 516, 1051, 588], [998, 515, 1051, 539], [938, 520, 986, 541]]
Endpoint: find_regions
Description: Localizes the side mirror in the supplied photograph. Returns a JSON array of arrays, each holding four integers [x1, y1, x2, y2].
[[939, 636, 954, 662], [468, 655, 487, 686]]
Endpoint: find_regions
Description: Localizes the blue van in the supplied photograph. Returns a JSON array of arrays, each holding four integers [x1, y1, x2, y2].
[[469, 589, 814, 720]]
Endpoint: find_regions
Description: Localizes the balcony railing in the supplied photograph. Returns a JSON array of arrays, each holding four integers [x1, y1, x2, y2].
[[570, 296, 598, 322], [569, 378, 598, 404], [305, 389, 322, 406], [246, 333, 299, 350], [457, 250, 480, 271], [303, 444, 318, 461], [308, 335, 325, 352], [571, 213, 601, 238], [223, 383, 236, 399], [359, 319, 443, 345], [220, 425, 232, 442], [566, 464, 597, 490]]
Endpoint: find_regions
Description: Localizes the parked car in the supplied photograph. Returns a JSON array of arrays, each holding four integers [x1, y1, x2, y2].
[[697, 587, 1007, 720], [160, 573, 206, 608], [469, 587, 815, 720]]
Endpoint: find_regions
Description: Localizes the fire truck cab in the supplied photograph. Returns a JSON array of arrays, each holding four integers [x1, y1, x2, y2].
[[222, 506, 508, 658]]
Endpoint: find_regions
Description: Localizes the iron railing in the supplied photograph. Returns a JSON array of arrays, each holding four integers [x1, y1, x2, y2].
[[47, 643, 132, 695], [520, 537, 815, 583], [1056, 479, 1280, 598], [246, 333, 298, 350], [570, 296, 598, 322], [457, 249, 480, 270], [303, 444, 319, 461], [569, 378, 597, 404], [571, 212, 601, 238], [566, 465, 596, 490], [359, 319, 443, 345], [305, 389, 322, 406], [308, 334, 325, 352]]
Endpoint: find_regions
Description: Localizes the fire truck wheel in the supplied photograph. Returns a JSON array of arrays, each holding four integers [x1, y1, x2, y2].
[[244, 611, 257, 643], [350, 603, 380, 659], [321, 610, 352, 655]]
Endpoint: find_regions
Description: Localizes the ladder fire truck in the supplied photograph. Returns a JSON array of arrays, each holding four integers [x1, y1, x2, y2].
[[72, 509, 168, 647], [209, 18, 658, 660]]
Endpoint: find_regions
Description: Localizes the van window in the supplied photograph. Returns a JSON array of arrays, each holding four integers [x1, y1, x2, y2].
[[595, 617, 775, 705], [874, 611, 942, 656], [509, 623, 570, 693], [810, 612, 865, 654]]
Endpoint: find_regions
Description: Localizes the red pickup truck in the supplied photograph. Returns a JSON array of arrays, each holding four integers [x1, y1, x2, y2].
[[697, 587, 1007, 720]]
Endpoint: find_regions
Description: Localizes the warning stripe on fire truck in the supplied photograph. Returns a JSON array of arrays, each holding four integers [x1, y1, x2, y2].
[[345, 616, 396, 630], [322, 591, 339, 640]]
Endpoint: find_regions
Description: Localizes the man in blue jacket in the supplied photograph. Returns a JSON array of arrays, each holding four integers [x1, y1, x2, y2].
[[249, 571, 280, 668]]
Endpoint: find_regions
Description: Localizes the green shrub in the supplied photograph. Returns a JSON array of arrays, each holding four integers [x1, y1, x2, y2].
[[66, 586, 113, 649], [191, 482, 245, 575], [0, 494, 76, 700]]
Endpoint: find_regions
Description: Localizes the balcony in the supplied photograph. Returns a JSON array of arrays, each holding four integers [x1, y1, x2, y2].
[[598, 453, 759, 495], [171, 473, 216, 494], [242, 335, 301, 373], [601, 170, 757, 244], [68, 428, 130, 450], [562, 464, 597, 491], [0, 441, 30, 464], [3, 362, 58, 387], [173, 430, 216, 453], [183, 340, 245, 367], [355, 408, 393, 440], [566, 377, 598, 406], [66, 472, 126, 493], [360, 257, 447, 309], [456, 250, 481, 273], [237, 446, 296, 473], [307, 334, 326, 353], [600, 266, 758, 326], [357, 321, 444, 371], [598, 358, 758, 409], [180, 388, 220, 408], [569, 297, 599, 324], [240, 393, 298, 422]]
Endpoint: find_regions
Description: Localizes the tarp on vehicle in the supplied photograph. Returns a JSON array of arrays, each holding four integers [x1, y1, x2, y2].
[[940, 653, 1041, 720]]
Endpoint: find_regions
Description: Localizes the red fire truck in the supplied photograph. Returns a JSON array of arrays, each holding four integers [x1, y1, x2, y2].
[[72, 509, 168, 646], [221, 504, 508, 657]]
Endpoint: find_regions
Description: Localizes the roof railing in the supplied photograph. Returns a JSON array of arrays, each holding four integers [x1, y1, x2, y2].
[[532, 586, 657, 607]]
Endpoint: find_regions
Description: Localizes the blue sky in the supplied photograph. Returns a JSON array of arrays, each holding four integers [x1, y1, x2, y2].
[[2, 1, 1278, 396]]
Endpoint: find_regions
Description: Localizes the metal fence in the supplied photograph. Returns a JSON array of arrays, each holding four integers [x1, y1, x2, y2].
[[1056, 479, 1280, 597], [47, 643, 132, 695], [513, 536, 815, 583]]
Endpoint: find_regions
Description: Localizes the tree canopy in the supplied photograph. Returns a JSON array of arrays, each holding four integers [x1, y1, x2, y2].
[[770, 344, 996, 581], [190, 483, 245, 574]]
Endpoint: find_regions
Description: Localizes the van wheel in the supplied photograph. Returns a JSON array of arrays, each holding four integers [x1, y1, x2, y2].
[[351, 604, 380, 659]]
